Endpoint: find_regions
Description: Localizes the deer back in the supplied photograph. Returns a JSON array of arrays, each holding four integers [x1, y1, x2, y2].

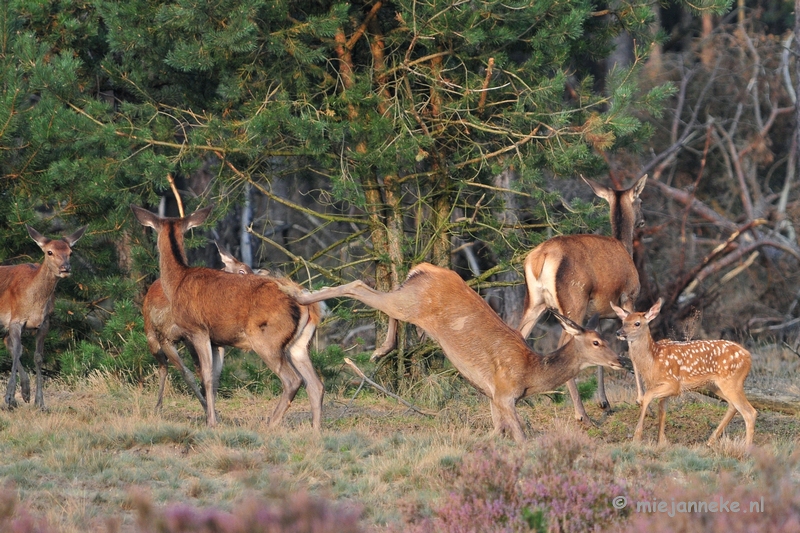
[[650, 339, 752, 389], [525, 234, 639, 320], [386, 264, 535, 395], [216, 243, 322, 327]]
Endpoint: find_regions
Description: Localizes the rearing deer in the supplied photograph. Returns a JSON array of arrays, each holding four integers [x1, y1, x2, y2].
[[0, 225, 87, 410], [517, 175, 646, 424], [287, 262, 623, 443], [612, 298, 756, 447], [131, 205, 324, 430]]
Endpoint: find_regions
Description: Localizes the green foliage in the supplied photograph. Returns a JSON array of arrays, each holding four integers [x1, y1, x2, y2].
[[0, 0, 695, 382]]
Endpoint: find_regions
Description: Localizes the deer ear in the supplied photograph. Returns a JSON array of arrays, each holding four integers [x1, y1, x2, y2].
[[610, 302, 627, 320], [215, 241, 237, 269], [26, 226, 50, 249], [644, 298, 663, 322], [581, 175, 614, 205], [550, 309, 583, 337], [131, 205, 161, 230], [585, 313, 600, 330], [64, 225, 87, 247], [184, 205, 214, 230], [632, 174, 648, 198]]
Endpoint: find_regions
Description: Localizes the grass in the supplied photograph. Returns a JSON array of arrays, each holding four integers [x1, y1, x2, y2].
[[0, 344, 797, 532]]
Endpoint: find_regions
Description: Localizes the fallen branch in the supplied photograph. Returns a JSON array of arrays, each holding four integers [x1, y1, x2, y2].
[[343, 358, 436, 417], [698, 386, 800, 416]]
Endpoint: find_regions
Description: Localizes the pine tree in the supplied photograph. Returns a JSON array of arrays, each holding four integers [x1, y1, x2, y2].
[[0, 0, 730, 383]]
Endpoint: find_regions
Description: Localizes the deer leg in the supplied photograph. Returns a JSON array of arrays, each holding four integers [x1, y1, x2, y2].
[[517, 302, 547, 340], [188, 334, 217, 427], [294, 281, 417, 323], [595, 367, 610, 410], [490, 396, 525, 443], [707, 404, 737, 445], [17, 364, 31, 405], [371, 317, 398, 361], [250, 335, 303, 429], [634, 383, 676, 443], [285, 333, 324, 431], [633, 362, 644, 405], [153, 349, 169, 414], [633, 390, 657, 442], [552, 328, 592, 425], [211, 344, 225, 399], [164, 340, 207, 412], [656, 397, 669, 446], [268, 358, 303, 429], [4, 324, 23, 410], [708, 384, 756, 447], [32, 317, 49, 410]]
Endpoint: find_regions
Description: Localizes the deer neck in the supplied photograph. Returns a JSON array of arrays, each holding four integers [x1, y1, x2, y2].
[[626, 329, 659, 383], [28, 262, 60, 305], [531, 347, 584, 392], [156, 224, 191, 301], [610, 204, 634, 256]]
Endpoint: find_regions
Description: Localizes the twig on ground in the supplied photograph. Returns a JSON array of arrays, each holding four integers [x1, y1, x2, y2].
[[343, 358, 436, 417]]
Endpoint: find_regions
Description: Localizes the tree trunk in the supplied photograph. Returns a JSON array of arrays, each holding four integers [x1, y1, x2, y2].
[[490, 167, 525, 326]]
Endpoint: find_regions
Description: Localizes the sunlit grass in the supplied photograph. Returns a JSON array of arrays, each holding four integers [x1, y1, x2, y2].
[[0, 360, 796, 531]]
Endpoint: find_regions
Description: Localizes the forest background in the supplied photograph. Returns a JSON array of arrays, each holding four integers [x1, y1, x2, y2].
[[2, 0, 800, 393]]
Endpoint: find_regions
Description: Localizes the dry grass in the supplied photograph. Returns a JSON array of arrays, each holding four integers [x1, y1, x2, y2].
[[0, 345, 797, 532]]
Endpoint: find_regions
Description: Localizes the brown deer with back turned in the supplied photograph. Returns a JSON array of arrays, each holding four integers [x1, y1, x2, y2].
[[0, 225, 87, 410], [517, 175, 647, 424], [288, 262, 623, 442], [132, 205, 324, 430], [612, 298, 756, 447], [147, 243, 321, 415]]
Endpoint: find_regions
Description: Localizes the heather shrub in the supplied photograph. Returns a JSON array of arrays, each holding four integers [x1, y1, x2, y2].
[[396, 429, 649, 532], [620, 447, 800, 532], [0, 488, 56, 533], [127, 490, 365, 533]]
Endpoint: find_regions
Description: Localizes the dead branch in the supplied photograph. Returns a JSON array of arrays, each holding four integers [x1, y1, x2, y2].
[[343, 358, 436, 417], [647, 179, 738, 232]]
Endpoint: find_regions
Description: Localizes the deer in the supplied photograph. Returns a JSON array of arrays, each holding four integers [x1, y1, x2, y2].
[[131, 205, 324, 430], [516, 175, 647, 424], [612, 298, 756, 447], [286, 262, 623, 443], [0, 224, 87, 410], [147, 243, 321, 415]]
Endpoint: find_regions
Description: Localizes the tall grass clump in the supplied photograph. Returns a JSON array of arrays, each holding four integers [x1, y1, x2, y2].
[[396, 429, 649, 532]]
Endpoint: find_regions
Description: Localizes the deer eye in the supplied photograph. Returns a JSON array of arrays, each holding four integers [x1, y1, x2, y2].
[[47, 251, 53, 256], [634, 321, 640, 327], [592, 340, 599, 346]]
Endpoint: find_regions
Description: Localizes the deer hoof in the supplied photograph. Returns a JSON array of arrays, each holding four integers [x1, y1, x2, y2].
[[597, 399, 611, 411], [5, 396, 17, 410]]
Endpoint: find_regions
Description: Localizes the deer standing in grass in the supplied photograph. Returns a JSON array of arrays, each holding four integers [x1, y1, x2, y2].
[[517, 175, 647, 424], [146, 244, 321, 415], [288, 262, 623, 442], [612, 298, 756, 447], [132, 205, 324, 430], [0, 225, 87, 410]]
